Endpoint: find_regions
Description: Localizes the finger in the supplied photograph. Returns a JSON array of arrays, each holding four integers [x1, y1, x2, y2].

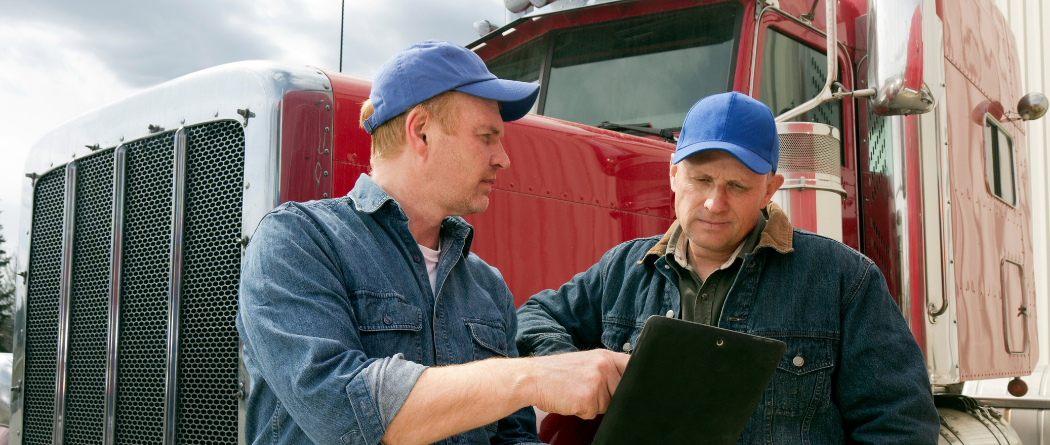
[[597, 381, 613, 414], [611, 352, 630, 374], [606, 365, 622, 397]]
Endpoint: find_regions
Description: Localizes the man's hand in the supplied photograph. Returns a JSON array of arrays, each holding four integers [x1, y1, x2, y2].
[[384, 350, 629, 445], [522, 349, 630, 419]]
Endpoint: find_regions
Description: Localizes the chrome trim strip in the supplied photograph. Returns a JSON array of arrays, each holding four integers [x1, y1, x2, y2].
[[162, 128, 187, 445], [890, 115, 911, 324], [102, 144, 127, 445], [973, 396, 1050, 410], [12, 176, 35, 445], [53, 162, 77, 445]]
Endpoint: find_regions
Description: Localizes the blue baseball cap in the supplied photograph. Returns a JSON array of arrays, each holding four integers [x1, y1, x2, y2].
[[363, 40, 541, 134], [672, 92, 779, 174]]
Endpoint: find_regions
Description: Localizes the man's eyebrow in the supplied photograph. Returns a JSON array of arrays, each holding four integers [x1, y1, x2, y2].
[[479, 125, 502, 136]]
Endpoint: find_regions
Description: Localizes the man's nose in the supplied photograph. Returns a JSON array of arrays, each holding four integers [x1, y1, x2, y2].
[[704, 186, 729, 213], [493, 141, 510, 170]]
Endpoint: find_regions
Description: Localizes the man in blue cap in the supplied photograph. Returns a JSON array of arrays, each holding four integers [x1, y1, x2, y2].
[[516, 92, 939, 443], [238, 40, 629, 445]]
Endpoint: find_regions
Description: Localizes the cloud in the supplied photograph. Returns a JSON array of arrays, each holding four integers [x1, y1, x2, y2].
[[2, 0, 507, 87], [0, 19, 141, 258], [3, 0, 284, 87], [335, 0, 508, 78]]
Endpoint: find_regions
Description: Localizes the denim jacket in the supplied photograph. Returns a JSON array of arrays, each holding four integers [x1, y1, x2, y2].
[[516, 203, 939, 445], [237, 174, 540, 445]]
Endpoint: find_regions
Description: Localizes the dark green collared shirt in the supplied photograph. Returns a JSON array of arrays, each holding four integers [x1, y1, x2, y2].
[[665, 215, 766, 325]]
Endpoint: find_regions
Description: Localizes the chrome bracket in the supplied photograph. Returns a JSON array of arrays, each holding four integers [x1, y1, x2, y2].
[[237, 108, 256, 127]]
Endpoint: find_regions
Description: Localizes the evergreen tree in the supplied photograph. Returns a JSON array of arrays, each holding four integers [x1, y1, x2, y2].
[[0, 210, 15, 352]]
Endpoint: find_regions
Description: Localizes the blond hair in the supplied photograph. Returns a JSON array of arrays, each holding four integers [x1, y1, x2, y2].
[[359, 91, 459, 162]]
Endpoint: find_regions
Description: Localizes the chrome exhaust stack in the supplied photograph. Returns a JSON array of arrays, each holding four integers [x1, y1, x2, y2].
[[771, 122, 845, 241]]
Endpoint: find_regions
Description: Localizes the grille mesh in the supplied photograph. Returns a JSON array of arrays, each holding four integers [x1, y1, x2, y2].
[[23, 169, 65, 445], [115, 132, 175, 445], [778, 132, 842, 177], [65, 150, 115, 443], [175, 121, 245, 444], [22, 121, 246, 443]]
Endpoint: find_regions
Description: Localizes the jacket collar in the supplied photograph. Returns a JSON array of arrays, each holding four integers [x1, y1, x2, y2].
[[348, 173, 476, 256], [640, 201, 794, 264], [349, 173, 397, 215]]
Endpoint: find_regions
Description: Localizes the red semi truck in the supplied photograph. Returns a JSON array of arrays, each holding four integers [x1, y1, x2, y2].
[[10, 0, 1049, 443]]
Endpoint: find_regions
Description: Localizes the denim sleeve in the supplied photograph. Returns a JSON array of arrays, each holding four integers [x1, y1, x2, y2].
[[836, 262, 939, 444], [238, 206, 426, 445], [515, 250, 612, 357], [491, 269, 545, 445]]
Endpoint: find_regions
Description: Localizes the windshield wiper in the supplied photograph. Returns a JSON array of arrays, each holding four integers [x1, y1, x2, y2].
[[598, 121, 679, 143]]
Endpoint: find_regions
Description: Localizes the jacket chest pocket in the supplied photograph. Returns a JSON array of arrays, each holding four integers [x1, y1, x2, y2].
[[465, 319, 508, 361], [600, 321, 642, 353], [770, 336, 835, 417], [353, 291, 424, 362]]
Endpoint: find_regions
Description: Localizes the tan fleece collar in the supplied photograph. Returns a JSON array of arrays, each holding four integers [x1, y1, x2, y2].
[[640, 201, 794, 265]]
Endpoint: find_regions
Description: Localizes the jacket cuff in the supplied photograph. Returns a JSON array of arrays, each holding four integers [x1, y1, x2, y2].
[[520, 333, 578, 357], [345, 354, 428, 445]]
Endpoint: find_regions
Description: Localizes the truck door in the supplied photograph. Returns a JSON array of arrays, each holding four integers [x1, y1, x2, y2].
[[750, 10, 861, 255]]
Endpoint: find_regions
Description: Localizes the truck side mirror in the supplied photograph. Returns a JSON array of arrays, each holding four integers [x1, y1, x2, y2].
[[1017, 93, 1048, 121], [867, 0, 936, 115]]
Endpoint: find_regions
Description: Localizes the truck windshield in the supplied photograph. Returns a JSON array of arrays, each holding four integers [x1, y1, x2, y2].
[[486, 3, 741, 129]]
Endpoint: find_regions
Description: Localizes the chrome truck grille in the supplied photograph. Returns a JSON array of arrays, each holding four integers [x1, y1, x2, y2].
[[21, 120, 245, 445]]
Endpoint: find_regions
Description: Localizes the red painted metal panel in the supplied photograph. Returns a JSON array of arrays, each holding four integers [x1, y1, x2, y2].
[[324, 72, 373, 172], [945, 62, 1037, 381], [333, 161, 369, 199], [942, 0, 1022, 122], [278, 90, 334, 203]]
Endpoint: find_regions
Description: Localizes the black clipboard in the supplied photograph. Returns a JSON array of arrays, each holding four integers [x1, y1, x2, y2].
[[591, 316, 786, 445]]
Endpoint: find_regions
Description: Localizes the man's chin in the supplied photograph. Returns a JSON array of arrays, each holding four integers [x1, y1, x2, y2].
[[449, 197, 490, 216]]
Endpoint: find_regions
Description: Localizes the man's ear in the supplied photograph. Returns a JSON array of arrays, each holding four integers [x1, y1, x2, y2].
[[405, 107, 430, 159], [762, 173, 785, 206], [669, 161, 678, 194]]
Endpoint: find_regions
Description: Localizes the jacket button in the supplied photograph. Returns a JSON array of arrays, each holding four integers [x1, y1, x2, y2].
[[413, 254, 422, 263], [666, 310, 674, 318], [793, 356, 805, 367], [623, 342, 631, 352], [664, 264, 670, 269], [383, 315, 393, 326], [701, 293, 709, 300]]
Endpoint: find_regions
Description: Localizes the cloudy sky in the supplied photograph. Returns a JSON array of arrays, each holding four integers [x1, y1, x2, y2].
[[0, 0, 508, 257]]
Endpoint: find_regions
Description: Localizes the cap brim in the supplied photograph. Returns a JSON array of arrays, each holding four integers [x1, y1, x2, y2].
[[456, 78, 540, 122], [671, 140, 774, 174]]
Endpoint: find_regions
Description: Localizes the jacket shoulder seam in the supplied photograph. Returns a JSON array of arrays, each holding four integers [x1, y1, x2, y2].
[[843, 260, 873, 309]]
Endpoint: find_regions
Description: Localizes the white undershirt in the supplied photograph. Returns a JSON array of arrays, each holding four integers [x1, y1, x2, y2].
[[417, 241, 441, 295]]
